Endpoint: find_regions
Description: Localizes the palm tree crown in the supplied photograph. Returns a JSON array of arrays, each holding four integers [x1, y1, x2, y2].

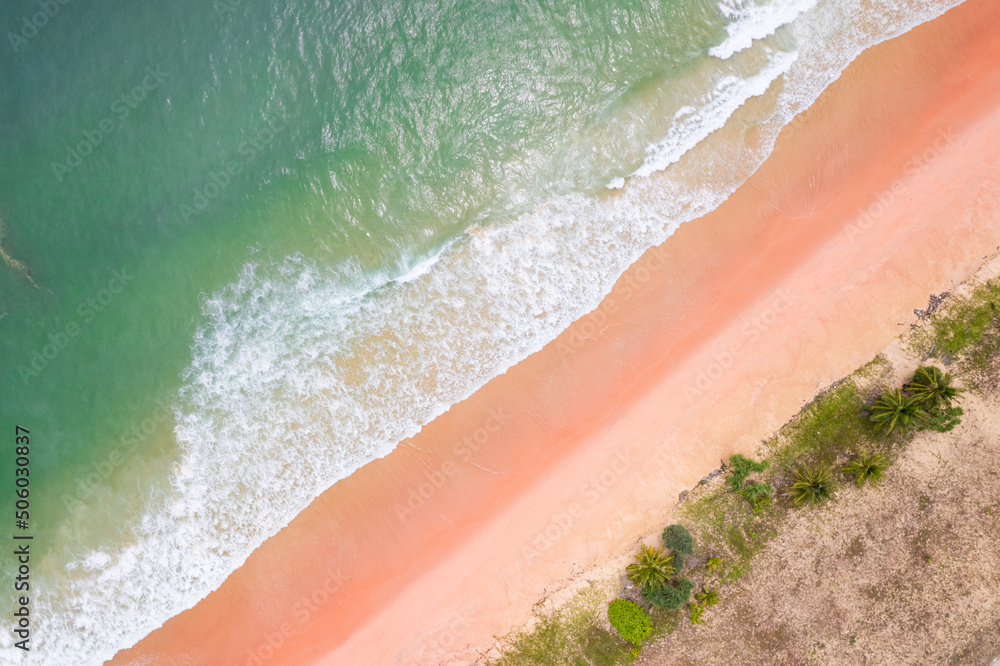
[[870, 388, 929, 434], [842, 450, 888, 488], [908, 365, 962, 408], [626, 544, 675, 589], [787, 462, 836, 505]]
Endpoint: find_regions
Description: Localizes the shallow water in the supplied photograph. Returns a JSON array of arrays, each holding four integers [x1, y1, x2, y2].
[[0, 0, 961, 661]]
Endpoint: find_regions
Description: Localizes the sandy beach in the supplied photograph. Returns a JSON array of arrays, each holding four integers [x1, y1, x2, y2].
[[109, 1, 1000, 664], [629, 253, 1000, 663]]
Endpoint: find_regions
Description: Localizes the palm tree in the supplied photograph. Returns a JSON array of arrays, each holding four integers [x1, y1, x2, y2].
[[869, 389, 929, 434], [842, 450, 889, 488], [908, 366, 962, 408], [626, 544, 675, 589], [787, 462, 836, 505]]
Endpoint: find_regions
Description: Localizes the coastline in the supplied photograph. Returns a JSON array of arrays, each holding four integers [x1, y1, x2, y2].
[[492, 252, 1000, 665], [109, 1, 1000, 664]]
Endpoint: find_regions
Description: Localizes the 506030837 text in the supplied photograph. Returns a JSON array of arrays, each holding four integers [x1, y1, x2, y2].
[[13, 425, 33, 651]]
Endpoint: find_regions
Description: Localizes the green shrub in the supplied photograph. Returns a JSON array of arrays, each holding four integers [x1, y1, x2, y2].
[[707, 557, 722, 572], [919, 405, 964, 433], [671, 552, 684, 571], [661, 524, 694, 556], [728, 455, 773, 513], [787, 462, 836, 505], [607, 599, 652, 645], [739, 481, 773, 512], [642, 577, 694, 610], [727, 454, 769, 492], [739, 481, 772, 499], [842, 450, 888, 487], [626, 544, 675, 589], [870, 389, 929, 434]]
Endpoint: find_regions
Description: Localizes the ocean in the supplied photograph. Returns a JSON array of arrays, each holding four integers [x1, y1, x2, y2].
[[0, 0, 961, 662]]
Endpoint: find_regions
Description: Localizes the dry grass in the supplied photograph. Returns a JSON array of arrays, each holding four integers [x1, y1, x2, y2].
[[636, 377, 1000, 666]]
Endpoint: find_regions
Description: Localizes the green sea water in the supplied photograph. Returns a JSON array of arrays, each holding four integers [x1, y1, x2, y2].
[[0, 0, 728, 508], [0, 0, 744, 559], [0, 0, 961, 662]]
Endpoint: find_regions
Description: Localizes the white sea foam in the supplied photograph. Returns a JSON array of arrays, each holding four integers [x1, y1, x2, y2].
[[710, 0, 818, 60], [392, 245, 452, 284], [631, 47, 798, 178], [15, 1, 965, 663]]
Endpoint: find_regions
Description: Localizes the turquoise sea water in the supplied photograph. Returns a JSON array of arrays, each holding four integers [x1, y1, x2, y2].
[[0, 0, 961, 662]]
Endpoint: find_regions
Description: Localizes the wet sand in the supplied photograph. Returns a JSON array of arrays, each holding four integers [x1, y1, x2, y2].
[[109, 1, 1000, 664]]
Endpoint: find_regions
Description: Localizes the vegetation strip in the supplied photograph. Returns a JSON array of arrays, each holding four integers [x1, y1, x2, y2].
[[482, 276, 999, 666]]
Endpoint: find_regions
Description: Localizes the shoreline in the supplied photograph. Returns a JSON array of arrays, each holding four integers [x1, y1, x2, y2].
[[636, 256, 1000, 664], [110, 1, 1000, 664], [492, 251, 1000, 664]]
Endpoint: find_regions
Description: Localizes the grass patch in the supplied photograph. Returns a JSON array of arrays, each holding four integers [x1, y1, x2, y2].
[[724, 525, 753, 559], [919, 282, 1000, 359], [487, 610, 582, 666], [648, 607, 682, 639], [762, 378, 888, 472], [910, 281, 1000, 387], [580, 626, 636, 666], [680, 487, 769, 560], [485, 585, 665, 666]]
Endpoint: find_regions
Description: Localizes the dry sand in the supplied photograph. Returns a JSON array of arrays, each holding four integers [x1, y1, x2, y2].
[[110, 1, 1000, 664], [635, 259, 1000, 665]]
